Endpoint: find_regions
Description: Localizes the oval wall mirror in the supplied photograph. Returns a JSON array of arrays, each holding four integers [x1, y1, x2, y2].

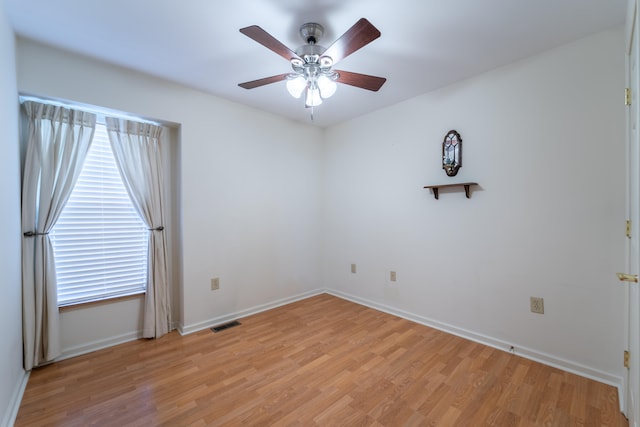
[[442, 130, 462, 177]]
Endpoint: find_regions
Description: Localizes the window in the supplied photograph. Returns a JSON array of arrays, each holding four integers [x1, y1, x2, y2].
[[51, 122, 148, 306]]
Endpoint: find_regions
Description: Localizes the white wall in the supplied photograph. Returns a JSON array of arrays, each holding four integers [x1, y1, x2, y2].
[[0, 3, 25, 426], [16, 38, 324, 352], [323, 28, 626, 384]]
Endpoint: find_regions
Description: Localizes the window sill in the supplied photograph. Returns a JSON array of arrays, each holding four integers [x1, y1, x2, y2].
[[59, 292, 145, 312]]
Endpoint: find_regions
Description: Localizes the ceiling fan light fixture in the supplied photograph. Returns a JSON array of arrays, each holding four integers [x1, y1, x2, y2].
[[286, 75, 306, 98], [319, 56, 333, 68], [317, 75, 337, 99], [305, 86, 322, 107]]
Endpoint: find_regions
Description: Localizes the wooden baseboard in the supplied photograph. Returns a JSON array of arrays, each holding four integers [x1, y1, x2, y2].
[[177, 289, 324, 335], [1, 370, 29, 427], [58, 331, 143, 362]]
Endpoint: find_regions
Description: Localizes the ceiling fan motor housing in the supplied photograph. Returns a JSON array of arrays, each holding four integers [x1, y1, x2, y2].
[[299, 22, 324, 45], [292, 23, 333, 80]]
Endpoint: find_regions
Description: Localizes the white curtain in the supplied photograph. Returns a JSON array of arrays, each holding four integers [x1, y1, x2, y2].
[[22, 101, 96, 370], [105, 117, 171, 338]]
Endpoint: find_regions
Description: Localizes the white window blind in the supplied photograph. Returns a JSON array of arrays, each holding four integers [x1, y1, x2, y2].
[[51, 123, 148, 306]]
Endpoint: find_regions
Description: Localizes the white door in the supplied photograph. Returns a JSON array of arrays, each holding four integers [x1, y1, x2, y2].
[[625, 1, 640, 424]]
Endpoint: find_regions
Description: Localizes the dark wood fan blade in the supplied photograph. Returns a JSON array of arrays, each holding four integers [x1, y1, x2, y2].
[[238, 73, 290, 89], [335, 70, 386, 91], [240, 25, 301, 62], [322, 18, 381, 65]]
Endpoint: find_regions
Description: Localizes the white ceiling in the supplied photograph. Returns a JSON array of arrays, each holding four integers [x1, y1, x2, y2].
[[4, 0, 628, 128]]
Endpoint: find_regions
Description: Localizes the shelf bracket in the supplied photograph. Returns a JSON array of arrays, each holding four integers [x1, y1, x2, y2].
[[463, 184, 471, 199]]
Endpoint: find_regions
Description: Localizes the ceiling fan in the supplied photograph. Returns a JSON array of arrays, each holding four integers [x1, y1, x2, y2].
[[238, 18, 386, 109]]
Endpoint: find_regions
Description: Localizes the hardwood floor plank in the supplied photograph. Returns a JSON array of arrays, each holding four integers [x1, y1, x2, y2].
[[15, 294, 628, 426]]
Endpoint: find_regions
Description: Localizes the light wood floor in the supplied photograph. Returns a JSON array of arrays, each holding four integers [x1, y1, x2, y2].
[[16, 294, 627, 426]]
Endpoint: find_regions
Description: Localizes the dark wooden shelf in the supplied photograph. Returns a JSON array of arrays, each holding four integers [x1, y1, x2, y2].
[[424, 182, 478, 200]]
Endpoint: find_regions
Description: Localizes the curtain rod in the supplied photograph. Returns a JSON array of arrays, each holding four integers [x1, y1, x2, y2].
[[19, 93, 169, 127]]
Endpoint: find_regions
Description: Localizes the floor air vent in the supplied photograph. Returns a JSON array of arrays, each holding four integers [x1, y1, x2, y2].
[[211, 320, 241, 333]]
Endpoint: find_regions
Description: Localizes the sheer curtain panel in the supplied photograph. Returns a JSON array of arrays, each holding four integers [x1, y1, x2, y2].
[[21, 101, 96, 370], [105, 117, 171, 338]]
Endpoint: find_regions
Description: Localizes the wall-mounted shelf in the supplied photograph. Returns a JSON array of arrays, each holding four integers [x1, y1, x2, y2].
[[424, 182, 478, 200]]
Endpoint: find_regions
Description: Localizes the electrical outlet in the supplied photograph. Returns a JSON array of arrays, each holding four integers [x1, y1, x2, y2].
[[211, 277, 220, 291], [530, 297, 544, 314], [351, 264, 357, 274], [390, 271, 397, 282]]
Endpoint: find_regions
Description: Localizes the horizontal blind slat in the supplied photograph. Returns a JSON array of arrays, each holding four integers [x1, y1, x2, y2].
[[51, 123, 148, 305]]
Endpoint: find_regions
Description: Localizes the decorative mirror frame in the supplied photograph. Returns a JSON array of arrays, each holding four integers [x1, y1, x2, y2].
[[442, 129, 462, 177]]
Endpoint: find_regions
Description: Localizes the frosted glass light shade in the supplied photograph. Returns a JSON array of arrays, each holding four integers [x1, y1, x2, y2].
[[317, 75, 337, 98], [286, 76, 306, 98], [305, 87, 322, 107]]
